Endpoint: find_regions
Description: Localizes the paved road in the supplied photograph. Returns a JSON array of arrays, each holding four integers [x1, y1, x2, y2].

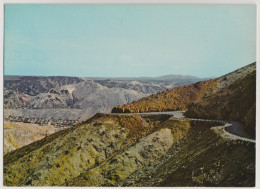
[[212, 123, 255, 143], [111, 111, 255, 143], [225, 121, 253, 139], [112, 111, 185, 118]]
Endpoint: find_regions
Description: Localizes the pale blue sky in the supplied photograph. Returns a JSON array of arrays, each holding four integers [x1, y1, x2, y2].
[[4, 4, 256, 78]]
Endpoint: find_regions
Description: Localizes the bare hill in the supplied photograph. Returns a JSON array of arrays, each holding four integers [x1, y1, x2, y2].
[[112, 63, 256, 138], [4, 121, 56, 155]]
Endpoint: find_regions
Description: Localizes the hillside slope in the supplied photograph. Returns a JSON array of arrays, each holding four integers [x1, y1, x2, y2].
[[4, 121, 56, 155], [4, 114, 255, 186], [112, 79, 219, 113], [4, 114, 181, 186], [185, 68, 256, 137], [112, 63, 256, 138], [121, 121, 255, 187]]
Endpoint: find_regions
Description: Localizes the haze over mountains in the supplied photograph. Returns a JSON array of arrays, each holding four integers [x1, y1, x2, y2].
[[4, 74, 207, 121]]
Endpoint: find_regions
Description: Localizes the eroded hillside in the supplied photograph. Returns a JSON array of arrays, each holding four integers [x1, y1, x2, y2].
[[112, 79, 219, 113], [185, 68, 256, 138], [4, 113, 255, 186], [112, 63, 256, 138]]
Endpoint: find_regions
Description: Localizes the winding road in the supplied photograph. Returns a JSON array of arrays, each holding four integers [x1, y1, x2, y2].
[[112, 111, 255, 143]]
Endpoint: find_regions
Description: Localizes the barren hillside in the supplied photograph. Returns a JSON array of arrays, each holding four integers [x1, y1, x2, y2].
[[4, 121, 56, 154], [112, 63, 256, 138]]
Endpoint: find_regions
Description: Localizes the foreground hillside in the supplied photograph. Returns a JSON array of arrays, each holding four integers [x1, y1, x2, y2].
[[4, 121, 56, 155], [112, 63, 256, 138], [4, 113, 255, 186]]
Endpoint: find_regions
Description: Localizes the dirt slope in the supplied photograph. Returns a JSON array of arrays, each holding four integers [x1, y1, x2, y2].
[[4, 121, 56, 155]]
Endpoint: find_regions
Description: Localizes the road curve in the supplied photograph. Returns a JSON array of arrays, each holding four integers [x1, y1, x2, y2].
[[111, 111, 255, 143]]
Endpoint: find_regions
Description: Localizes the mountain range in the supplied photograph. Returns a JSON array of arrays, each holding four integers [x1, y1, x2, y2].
[[4, 74, 207, 121], [3, 62, 256, 186]]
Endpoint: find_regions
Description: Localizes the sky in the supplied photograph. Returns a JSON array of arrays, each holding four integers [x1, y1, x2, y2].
[[4, 4, 256, 78]]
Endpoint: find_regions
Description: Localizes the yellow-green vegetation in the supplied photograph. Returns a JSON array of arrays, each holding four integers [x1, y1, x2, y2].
[[4, 114, 255, 186], [67, 117, 191, 186], [4, 123, 17, 129], [4, 114, 190, 186], [8, 135, 19, 149]]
